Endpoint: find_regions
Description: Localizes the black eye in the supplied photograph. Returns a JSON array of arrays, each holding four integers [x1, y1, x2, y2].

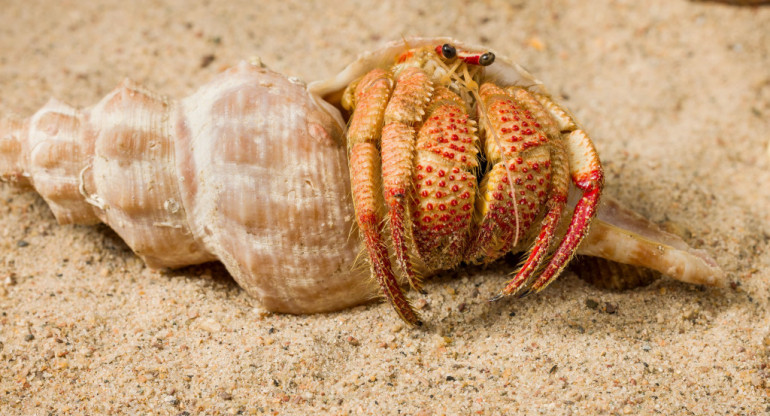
[[441, 44, 457, 59], [479, 52, 495, 66]]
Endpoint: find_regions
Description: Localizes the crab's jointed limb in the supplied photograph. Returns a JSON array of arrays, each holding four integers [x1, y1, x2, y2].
[[346, 69, 421, 325], [381, 67, 433, 293]]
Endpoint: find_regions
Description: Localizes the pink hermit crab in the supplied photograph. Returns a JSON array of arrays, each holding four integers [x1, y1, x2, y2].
[[342, 43, 603, 325]]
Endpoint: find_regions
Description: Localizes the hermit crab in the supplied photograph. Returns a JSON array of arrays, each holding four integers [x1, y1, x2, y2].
[[0, 37, 725, 325]]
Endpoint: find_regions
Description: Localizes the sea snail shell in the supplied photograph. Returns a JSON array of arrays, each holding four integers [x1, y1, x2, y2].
[[0, 38, 725, 316]]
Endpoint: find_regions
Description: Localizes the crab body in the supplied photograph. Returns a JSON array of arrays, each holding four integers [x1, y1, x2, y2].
[[343, 44, 603, 324]]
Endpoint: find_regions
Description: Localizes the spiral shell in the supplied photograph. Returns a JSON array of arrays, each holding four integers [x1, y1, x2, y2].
[[0, 60, 377, 314]]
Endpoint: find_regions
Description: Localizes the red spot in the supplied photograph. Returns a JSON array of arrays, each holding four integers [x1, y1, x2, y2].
[[426, 203, 434, 210], [417, 165, 423, 170], [527, 174, 533, 180], [435, 191, 443, 198], [539, 179, 545, 185], [438, 170, 445, 177], [510, 146, 517, 152], [426, 166, 433, 173], [422, 216, 432, 223], [416, 174, 423, 180], [425, 180, 433, 186], [450, 199, 459, 206], [438, 204, 446, 211], [452, 167, 460, 173], [522, 167, 528, 173], [451, 134, 459, 141], [532, 163, 539, 170], [516, 157, 523, 164], [439, 181, 446, 187], [462, 204, 472, 211], [512, 125, 519, 131], [460, 156, 467, 162], [451, 184, 459, 192], [421, 190, 429, 197]]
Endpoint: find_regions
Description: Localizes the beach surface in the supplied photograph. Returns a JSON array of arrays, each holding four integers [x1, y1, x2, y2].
[[1, 1, 769, 414]]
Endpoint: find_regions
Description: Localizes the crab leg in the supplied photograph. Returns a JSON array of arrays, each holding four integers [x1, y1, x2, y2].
[[381, 67, 433, 291], [498, 88, 571, 295], [346, 69, 420, 325], [526, 95, 604, 293]]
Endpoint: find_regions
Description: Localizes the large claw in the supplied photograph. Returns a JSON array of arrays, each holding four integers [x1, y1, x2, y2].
[[491, 90, 604, 297]]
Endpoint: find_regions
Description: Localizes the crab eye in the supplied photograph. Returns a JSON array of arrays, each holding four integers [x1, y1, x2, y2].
[[441, 44, 457, 59], [478, 52, 495, 66]]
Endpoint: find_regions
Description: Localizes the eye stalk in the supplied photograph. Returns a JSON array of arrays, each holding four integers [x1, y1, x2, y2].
[[435, 43, 495, 67]]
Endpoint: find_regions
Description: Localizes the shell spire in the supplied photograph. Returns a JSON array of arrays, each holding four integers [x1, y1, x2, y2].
[[0, 61, 376, 314]]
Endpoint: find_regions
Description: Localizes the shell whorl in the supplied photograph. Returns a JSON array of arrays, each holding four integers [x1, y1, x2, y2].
[[0, 61, 375, 314]]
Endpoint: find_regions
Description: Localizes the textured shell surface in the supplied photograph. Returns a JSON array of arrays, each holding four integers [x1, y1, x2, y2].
[[0, 60, 376, 314], [0, 36, 725, 317]]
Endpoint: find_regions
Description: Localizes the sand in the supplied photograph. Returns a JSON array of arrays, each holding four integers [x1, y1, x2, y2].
[[1, 0, 769, 414]]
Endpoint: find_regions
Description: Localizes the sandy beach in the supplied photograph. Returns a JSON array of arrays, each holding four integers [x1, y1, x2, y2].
[[1, 0, 769, 414]]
